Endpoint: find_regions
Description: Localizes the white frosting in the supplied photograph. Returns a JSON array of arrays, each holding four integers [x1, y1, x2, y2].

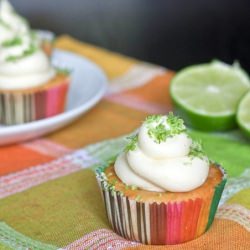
[[114, 115, 209, 192], [0, 0, 29, 35], [0, 35, 55, 90], [0, 0, 44, 49], [0, 23, 15, 43]]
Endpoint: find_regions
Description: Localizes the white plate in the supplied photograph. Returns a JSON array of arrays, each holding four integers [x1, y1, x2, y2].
[[0, 49, 108, 146]]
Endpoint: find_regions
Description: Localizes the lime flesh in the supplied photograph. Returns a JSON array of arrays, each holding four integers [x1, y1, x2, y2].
[[237, 91, 250, 138], [170, 61, 250, 131]]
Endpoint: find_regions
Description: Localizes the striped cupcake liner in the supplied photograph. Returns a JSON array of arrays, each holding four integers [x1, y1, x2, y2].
[[0, 79, 69, 125], [96, 165, 227, 245]]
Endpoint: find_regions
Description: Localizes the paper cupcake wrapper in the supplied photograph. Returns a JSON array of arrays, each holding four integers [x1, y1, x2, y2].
[[0, 79, 69, 125], [96, 165, 226, 245]]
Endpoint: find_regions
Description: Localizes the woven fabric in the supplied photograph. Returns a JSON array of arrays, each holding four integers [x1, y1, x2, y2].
[[0, 35, 249, 250]]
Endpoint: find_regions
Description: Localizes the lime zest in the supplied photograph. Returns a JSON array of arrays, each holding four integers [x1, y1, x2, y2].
[[166, 112, 186, 134], [145, 115, 162, 124], [148, 123, 170, 144], [125, 113, 187, 150], [147, 113, 186, 144], [125, 184, 138, 190], [135, 195, 142, 201], [6, 44, 37, 62], [189, 140, 205, 159], [125, 134, 138, 152], [2, 37, 22, 47]]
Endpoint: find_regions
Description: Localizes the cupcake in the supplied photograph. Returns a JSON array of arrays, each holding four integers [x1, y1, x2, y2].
[[96, 113, 226, 245], [0, 0, 54, 56], [0, 34, 70, 125]]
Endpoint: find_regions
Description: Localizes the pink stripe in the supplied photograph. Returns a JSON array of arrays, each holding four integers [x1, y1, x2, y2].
[[173, 203, 181, 244], [166, 203, 172, 244], [105, 94, 169, 114], [22, 139, 72, 157], [63, 229, 140, 250], [46, 85, 59, 117], [177, 202, 183, 243], [0, 149, 98, 199], [0, 159, 80, 198], [191, 199, 202, 239]]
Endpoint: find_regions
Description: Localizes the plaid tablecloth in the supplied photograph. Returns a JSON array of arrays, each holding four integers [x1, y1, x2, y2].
[[0, 36, 250, 250]]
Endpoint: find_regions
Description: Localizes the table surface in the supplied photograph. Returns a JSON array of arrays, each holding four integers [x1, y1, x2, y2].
[[0, 36, 249, 250]]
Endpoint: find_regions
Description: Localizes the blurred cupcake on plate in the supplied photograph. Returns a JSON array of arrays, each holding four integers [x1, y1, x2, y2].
[[0, 33, 70, 125], [0, 0, 29, 43], [0, 0, 54, 56], [96, 113, 226, 245]]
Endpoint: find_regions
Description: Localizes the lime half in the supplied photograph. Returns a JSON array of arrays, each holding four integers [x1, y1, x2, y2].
[[170, 61, 250, 131], [237, 91, 250, 137]]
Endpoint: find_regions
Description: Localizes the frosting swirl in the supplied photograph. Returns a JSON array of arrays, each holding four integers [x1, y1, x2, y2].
[[0, 21, 15, 43], [0, 0, 29, 43], [114, 114, 209, 192], [0, 34, 55, 90]]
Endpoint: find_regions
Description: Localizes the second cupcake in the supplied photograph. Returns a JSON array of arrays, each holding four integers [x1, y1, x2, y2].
[[0, 34, 70, 125]]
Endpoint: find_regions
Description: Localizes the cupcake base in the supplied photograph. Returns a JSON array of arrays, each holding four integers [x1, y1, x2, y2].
[[96, 164, 226, 245], [0, 74, 70, 125]]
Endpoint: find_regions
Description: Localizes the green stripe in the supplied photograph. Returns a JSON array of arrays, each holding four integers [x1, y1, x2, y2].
[[0, 222, 57, 250], [189, 129, 250, 177], [0, 169, 109, 247], [0, 243, 12, 250], [85, 134, 128, 169], [206, 177, 227, 231]]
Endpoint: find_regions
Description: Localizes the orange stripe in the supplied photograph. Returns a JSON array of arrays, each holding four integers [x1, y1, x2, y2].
[[124, 219, 250, 249], [0, 145, 54, 176], [121, 72, 174, 107], [45, 100, 149, 149]]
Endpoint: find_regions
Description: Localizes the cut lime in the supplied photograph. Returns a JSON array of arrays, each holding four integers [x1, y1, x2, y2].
[[170, 61, 250, 131], [237, 91, 250, 138]]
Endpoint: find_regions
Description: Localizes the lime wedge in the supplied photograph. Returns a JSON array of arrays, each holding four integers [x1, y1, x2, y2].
[[237, 91, 250, 137], [170, 61, 250, 131]]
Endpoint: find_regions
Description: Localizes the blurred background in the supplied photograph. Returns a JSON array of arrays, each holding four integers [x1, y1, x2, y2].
[[12, 0, 250, 71]]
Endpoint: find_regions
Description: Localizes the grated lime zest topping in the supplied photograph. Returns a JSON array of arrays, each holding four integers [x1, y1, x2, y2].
[[124, 134, 138, 152], [147, 112, 186, 143], [189, 140, 206, 159], [2, 37, 23, 47], [6, 44, 37, 62]]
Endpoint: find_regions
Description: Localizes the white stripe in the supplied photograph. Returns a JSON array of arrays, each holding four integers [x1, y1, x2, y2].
[[216, 204, 250, 231], [22, 139, 72, 157], [107, 63, 166, 94], [220, 168, 250, 205], [106, 94, 170, 114], [130, 200, 139, 242], [145, 203, 151, 244], [122, 196, 130, 239], [0, 149, 98, 199]]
